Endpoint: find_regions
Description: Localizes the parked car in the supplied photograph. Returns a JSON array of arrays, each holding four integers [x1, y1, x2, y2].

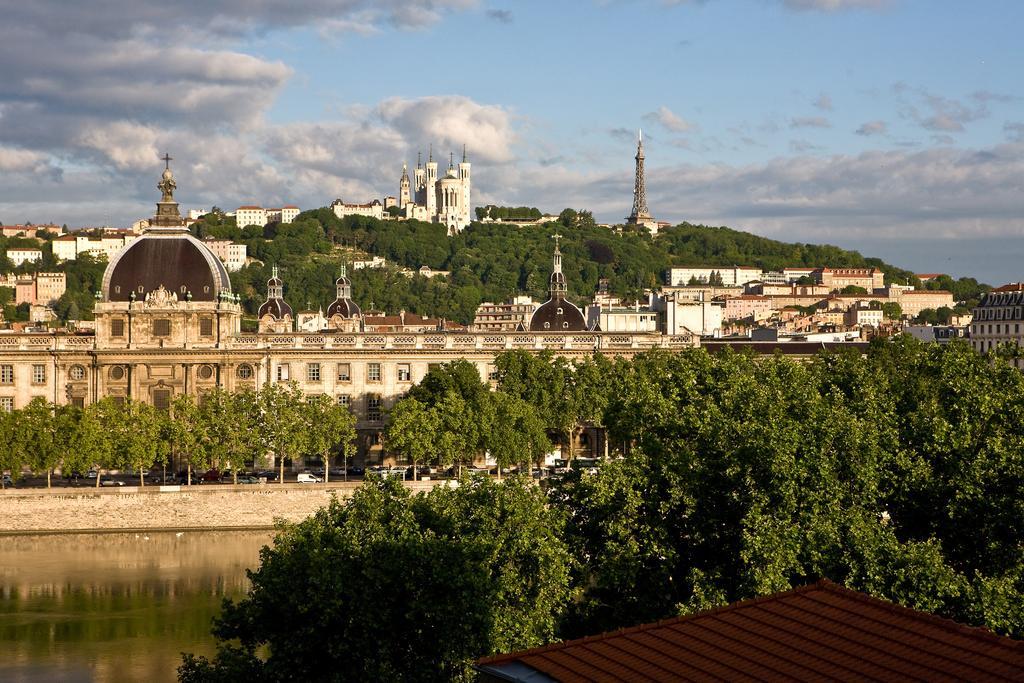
[[346, 465, 364, 476], [257, 470, 279, 482], [366, 465, 388, 477], [237, 475, 262, 484], [328, 466, 345, 477], [199, 469, 221, 483], [99, 478, 125, 487], [86, 470, 99, 479], [296, 472, 322, 483], [2, 474, 13, 487]]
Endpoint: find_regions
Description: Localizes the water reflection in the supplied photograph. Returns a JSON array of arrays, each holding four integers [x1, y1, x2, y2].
[[0, 530, 273, 682]]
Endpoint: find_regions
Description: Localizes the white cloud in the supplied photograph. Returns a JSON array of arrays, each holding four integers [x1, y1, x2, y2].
[[790, 116, 831, 129], [855, 120, 887, 136], [814, 93, 833, 111], [782, 0, 888, 10], [643, 106, 694, 133]]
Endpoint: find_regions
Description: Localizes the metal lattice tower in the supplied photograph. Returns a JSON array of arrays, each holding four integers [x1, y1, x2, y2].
[[629, 129, 651, 221]]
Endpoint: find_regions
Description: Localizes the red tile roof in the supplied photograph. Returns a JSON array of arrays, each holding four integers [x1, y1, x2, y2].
[[993, 283, 1024, 292], [476, 580, 1024, 682]]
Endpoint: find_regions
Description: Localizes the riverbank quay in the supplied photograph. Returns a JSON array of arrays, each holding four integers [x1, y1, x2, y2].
[[0, 481, 448, 534]]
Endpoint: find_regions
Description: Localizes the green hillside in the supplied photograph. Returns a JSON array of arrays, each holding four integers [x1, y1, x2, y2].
[[0, 211, 990, 326]]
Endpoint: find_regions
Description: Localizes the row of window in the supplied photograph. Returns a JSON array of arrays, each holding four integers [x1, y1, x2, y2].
[[974, 307, 1023, 322], [275, 362, 413, 383], [1, 364, 48, 384], [109, 317, 215, 338], [972, 323, 1023, 336]]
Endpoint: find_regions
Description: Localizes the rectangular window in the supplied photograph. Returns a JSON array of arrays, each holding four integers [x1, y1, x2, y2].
[[367, 395, 382, 421], [337, 363, 350, 382], [0, 397, 13, 412], [153, 319, 171, 337], [71, 396, 85, 409], [111, 396, 126, 406], [32, 364, 46, 384], [153, 389, 171, 411], [276, 364, 290, 381], [487, 365, 499, 381], [307, 363, 321, 382], [397, 363, 411, 382], [367, 363, 381, 382], [199, 317, 214, 336], [110, 319, 125, 337], [0, 365, 12, 384], [337, 395, 350, 408]]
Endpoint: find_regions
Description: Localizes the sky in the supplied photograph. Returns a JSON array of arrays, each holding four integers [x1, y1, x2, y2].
[[0, 0, 1022, 282]]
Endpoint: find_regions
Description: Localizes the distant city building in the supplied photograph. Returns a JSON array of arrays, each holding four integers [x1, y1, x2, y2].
[[202, 239, 248, 272], [472, 296, 538, 332], [5, 249, 43, 266], [667, 266, 763, 288], [844, 304, 884, 328], [352, 256, 386, 270], [816, 267, 885, 291], [331, 198, 384, 221], [529, 236, 587, 332], [655, 291, 723, 337], [14, 272, 66, 305], [971, 283, 1024, 359], [904, 325, 969, 345], [236, 206, 267, 229], [889, 289, 955, 318], [723, 295, 773, 321], [1, 224, 62, 239], [624, 130, 658, 234]]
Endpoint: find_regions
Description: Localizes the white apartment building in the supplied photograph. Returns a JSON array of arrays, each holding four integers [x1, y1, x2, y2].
[[51, 236, 78, 261], [332, 199, 384, 221], [280, 206, 300, 223], [667, 266, 763, 287], [656, 292, 723, 337], [586, 305, 660, 333], [5, 249, 43, 266], [235, 206, 268, 229], [202, 239, 248, 272], [971, 283, 1024, 358]]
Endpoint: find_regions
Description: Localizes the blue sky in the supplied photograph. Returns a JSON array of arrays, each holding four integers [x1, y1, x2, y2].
[[1, 0, 1022, 281]]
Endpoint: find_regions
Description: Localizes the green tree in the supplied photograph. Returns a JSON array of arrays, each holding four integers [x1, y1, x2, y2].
[[18, 398, 59, 488], [304, 393, 356, 483], [168, 393, 209, 485], [255, 382, 308, 484], [385, 396, 439, 480], [179, 477, 573, 681], [202, 387, 261, 484], [841, 284, 869, 295], [486, 393, 550, 476], [882, 301, 903, 320]]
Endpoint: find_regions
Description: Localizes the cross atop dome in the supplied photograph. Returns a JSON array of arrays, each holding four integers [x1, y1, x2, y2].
[[162, 152, 173, 170]]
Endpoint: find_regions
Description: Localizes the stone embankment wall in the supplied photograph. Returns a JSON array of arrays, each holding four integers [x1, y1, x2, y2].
[[0, 482, 446, 533]]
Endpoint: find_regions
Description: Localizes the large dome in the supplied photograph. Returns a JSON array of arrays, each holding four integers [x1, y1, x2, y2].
[[102, 233, 231, 302]]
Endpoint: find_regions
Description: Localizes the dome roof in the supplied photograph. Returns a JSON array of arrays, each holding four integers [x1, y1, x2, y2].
[[102, 232, 230, 302], [267, 276, 283, 287], [259, 298, 293, 319], [327, 297, 361, 318], [529, 295, 587, 332], [335, 274, 351, 286]]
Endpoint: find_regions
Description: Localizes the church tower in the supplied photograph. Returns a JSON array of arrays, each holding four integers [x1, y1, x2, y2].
[[424, 145, 438, 218], [625, 130, 657, 232], [414, 152, 426, 206], [458, 144, 471, 226], [399, 163, 411, 207]]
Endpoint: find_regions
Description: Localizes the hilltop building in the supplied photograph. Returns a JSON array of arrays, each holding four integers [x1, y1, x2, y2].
[[401, 146, 472, 234]]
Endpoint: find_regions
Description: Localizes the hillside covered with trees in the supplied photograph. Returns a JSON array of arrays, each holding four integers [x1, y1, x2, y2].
[[189, 208, 990, 326], [2, 211, 990, 326]]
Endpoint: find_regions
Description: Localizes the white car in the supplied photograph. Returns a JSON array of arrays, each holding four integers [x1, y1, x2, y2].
[[296, 473, 322, 483]]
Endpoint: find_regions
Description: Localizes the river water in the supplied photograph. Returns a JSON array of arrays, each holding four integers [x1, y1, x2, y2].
[[0, 530, 274, 682]]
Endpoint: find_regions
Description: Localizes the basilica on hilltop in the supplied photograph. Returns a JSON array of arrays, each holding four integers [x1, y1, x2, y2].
[[399, 146, 471, 234]]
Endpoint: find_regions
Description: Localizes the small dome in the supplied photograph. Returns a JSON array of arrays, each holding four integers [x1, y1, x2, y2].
[[102, 233, 230, 302], [162, 168, 173, 180], [327, 298, 361, 319], [335, 274, 351, 286], [258, 299, 293, 320], [529, 296, 586, 332], [267, 276, 283, 287]]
